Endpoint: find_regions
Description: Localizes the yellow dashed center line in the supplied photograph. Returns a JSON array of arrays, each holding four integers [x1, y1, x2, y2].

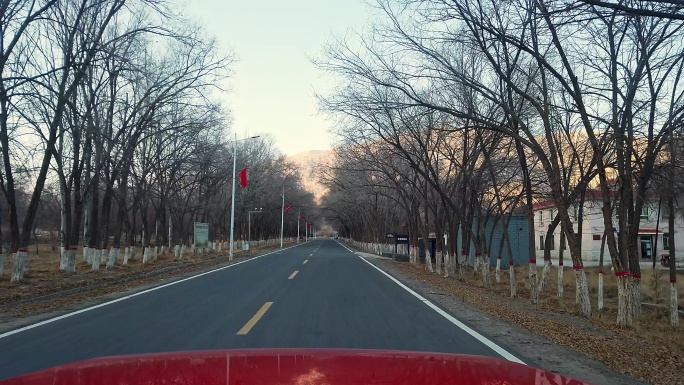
[[288, 270, 299, 279], [236, 302, 273, 335]]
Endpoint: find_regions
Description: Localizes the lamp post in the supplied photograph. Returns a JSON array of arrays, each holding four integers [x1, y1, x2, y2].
[[297, 207, 301, 243], [248, 208, 263, 251], [229, 134, 260, 260]]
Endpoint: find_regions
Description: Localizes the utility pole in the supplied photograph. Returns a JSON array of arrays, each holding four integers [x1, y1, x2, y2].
[[280, 186, 285, 248]]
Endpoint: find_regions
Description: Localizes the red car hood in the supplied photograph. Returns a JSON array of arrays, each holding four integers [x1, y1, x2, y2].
[[2, 349, 592, 385]]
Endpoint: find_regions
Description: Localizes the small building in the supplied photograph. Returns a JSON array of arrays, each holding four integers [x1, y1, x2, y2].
[[455, 213, 530, 267], [531, 191, 684, 263]]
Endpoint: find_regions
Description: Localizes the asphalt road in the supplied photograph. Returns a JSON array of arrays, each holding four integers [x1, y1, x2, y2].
[[0, 239, 522, 380]]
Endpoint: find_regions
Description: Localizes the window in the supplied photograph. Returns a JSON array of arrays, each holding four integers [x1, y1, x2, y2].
[[539, 235, 544, 250], [538, 211, 544, 223], [593, 234, 601, 241], [663, 233, 670, 250], [549, 234, 555, 250], [640, 206, 649, 220]]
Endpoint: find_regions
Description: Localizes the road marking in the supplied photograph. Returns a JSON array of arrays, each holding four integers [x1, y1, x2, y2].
[[0, 243, 307, 339], [236, 302, 273, 335], [309, 253, 313, 256], [354, 253, 526, 365], [288, 270, 299, 279], [303, 260, 308, 264]]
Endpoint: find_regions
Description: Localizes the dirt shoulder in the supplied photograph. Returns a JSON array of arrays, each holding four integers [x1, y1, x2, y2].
[[0, 243, 290, 334], [362, 255, 666, 385]]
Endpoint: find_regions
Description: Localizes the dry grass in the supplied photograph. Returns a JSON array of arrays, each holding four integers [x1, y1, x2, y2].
[[392, 261, 684, 385], [0, 243, 279, 307]]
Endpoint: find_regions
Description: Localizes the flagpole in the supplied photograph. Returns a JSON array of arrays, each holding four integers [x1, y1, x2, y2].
[[297, 208, 300, 243], [229, 135, 260, 260], [280, 186, 285, 248], [229, 133, 237, 260]]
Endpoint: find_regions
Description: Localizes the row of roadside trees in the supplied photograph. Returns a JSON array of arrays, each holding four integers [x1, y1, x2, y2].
[[317, 0, 684, 327], [0, 1, 316, 283]]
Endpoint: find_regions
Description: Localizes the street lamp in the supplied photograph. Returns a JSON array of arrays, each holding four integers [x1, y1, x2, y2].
[[229, 134, 260, 260], [248, 208, 263, 250]]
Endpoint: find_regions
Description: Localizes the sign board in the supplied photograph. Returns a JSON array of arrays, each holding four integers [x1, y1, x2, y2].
[[428, 232, 437, 239], [386, 232, 396, 239], [395, 235, 409, 244], [194, 222, 209, 248]]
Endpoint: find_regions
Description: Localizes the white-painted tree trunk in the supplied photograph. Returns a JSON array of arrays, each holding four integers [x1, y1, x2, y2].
[[538, 260, 552, 300], [100, 247, 107, 263], [482, 254, 490, 288], [443, 252, 450, 278], [435, 250, 442, 275], [426, 250, 433, 273], [495, 257, 501, 283], [459, 253, 466, 280], [575, 267, 592, 318], [474, 254, 480, 276], [106, 247, 119, 269], [529, 261, 538, 304], [123, 247, 130, 265], [174, 245, 180, 259], [64, 248, 76, 274], [143, 247, 150, 263], [59, 247, 68, 271], [671, 281, 680, 327], [11, 250, 27, 283], [153, 246, 158, 261], [617, 275, 632, 326], [509, 260, 516, 298], [83, 246, 89, 262], [160, 245, 165, 255], [598, 272, 604, 311], [557, 263, 564, 297], [92, 249, 101, 270]]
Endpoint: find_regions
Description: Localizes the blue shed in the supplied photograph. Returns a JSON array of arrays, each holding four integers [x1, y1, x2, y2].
[[456, 214, 530, 267]]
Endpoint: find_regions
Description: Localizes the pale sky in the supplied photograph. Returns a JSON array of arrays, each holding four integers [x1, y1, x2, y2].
[[180, 0, 373, 156]]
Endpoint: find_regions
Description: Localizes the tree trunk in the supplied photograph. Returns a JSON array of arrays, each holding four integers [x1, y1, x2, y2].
[[11, 250, 26, 283], [505, 234, 516, 297], [668, 158, 679, 327], [482, 251, 491, 288], [575, 267, 591, 318], [617, 275, 632, 326], [558, 226, 566, 297], [598, 231, 607, 310]]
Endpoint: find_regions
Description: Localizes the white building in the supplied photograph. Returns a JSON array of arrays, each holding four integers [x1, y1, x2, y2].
[[532, 191, 683, 263]]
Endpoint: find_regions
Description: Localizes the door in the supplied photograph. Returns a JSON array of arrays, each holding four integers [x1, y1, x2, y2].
[[640, 236, 653, 259]]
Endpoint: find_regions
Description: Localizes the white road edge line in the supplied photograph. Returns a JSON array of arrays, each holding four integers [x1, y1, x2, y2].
[[335, 240, 525, 365], [0, 243, 305, 339]]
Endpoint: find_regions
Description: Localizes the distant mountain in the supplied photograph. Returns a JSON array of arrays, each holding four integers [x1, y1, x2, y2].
[[287, 149, 334, 204]]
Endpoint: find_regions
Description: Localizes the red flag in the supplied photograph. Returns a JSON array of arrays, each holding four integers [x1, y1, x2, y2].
[[239, 168, 247, 188], [285, 205, 291, 213]]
